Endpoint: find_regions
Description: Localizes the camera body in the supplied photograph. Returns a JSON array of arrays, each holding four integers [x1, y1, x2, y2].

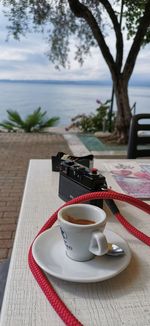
[[52, 152, 93, 171], [58, 160, 107, 207]]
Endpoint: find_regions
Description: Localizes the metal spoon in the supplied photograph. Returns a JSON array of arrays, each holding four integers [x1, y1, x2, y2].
[[106, 243, 125, 256]]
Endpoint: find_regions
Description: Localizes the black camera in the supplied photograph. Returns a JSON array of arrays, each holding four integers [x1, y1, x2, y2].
[[52, 152, 93, 172], [58, 160, 107, 207]]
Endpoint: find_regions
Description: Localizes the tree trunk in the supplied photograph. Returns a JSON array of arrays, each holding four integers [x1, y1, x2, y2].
[[113, 76, 132, 144]]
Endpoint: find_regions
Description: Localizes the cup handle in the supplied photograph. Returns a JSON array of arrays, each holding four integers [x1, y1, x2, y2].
[[89, 231, 108, 256]]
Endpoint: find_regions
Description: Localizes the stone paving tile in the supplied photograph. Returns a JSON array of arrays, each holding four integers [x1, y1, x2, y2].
[[0, 132, 71, 261]]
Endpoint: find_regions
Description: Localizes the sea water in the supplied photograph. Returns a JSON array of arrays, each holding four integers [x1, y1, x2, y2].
[[0, 80, 149, 127]]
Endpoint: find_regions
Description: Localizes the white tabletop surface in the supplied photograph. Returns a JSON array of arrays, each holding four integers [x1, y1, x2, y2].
[[0, 159, 150, 326]]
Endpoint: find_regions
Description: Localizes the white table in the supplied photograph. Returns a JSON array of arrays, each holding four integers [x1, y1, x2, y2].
[[0, 159, 150, 326]]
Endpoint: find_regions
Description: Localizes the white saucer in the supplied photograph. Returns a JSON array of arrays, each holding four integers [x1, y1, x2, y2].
[[32, 226, 131, 283]]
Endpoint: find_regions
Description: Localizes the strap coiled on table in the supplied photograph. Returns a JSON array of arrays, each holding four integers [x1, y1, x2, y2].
[[28, 190, 150, 326]]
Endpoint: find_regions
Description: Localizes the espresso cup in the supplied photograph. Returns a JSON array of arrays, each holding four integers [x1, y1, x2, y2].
[[58, 204, 108, 262]]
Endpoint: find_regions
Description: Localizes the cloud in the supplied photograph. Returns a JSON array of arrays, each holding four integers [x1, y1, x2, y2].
[[0, 48, 28, 61]]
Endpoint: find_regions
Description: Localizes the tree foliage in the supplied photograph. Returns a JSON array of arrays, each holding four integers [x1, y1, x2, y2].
[[2, 0, 100, 68], [123, 0, 150, 44]]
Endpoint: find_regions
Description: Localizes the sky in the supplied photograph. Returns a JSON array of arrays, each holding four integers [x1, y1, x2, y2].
[[0, 4, 150, 84]]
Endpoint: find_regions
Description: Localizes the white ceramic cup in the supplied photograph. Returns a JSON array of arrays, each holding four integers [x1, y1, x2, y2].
[[58, 203, 108, 262]]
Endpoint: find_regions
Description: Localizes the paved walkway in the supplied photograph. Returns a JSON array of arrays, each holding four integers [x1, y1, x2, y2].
[[0, 132, 71, 261]]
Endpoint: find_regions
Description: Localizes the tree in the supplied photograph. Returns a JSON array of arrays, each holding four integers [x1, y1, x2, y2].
[[1, 0, 150, 143]]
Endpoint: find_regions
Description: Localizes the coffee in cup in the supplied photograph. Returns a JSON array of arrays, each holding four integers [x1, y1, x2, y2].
[[63, 214, 95, 225]]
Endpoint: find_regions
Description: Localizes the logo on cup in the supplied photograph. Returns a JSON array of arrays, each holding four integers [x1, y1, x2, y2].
[[60, 227, 73, 251]]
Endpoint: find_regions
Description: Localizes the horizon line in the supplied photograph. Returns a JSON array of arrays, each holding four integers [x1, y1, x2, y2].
[[0, 79, 149, 87]]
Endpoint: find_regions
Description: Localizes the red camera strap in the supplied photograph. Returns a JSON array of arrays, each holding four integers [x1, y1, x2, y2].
[[28, 191, 150, 326]]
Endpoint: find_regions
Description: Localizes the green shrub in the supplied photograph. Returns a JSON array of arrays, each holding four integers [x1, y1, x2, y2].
[[69, 100, 116, 133], [0, 107, 60, 132]]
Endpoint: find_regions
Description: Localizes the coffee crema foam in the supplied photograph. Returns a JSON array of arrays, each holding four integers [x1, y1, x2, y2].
[[63, 214, 95, 225]]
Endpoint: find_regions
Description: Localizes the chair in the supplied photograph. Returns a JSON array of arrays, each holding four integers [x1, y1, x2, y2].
[[127, 114, 150, 159]]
